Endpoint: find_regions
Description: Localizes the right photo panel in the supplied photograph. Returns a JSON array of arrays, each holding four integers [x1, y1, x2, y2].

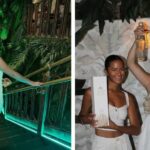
[[75, 1, 150, 150]]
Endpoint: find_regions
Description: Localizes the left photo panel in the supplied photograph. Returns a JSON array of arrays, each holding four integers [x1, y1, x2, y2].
[[0, 0, 71, 149]]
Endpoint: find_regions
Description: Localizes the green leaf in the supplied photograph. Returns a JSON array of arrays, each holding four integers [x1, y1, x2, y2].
[[0, 27, 8, 40], [0, 8, 4, 17]]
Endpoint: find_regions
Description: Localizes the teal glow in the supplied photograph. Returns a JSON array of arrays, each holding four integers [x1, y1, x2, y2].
[[42, 134, 71, 149], [5, 114, 37, 134], [4, 77, 71, 95], [40, 88, 49, 136], [43, 127, 71, 143], [4, 78, 71, 149], [40, 82, 71, 144], [5, 115, 71, 149]]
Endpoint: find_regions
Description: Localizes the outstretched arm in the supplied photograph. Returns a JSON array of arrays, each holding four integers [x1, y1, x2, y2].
[[127, 40, 150, 92], [0, 57, 43, 86]]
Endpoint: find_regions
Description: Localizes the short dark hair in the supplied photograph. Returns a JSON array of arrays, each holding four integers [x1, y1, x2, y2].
[[105, 55, 124, 70]]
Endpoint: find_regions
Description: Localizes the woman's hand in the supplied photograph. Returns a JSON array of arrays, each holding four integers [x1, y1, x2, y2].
[[2, 78, 12, 87], [79, 113, 97, 126], [30, 81, 44, 86], [88, 113, 98, 127], [134, 25, 145, 39]]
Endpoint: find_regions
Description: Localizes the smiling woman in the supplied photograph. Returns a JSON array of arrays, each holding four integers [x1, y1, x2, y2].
[[77, 55, 141, 150], [105, 55, 127, 84]]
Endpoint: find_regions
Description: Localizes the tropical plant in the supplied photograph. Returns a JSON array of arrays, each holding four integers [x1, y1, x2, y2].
[[4, 36, 70, 90], [0, 0, 26, 40], [0, 0, 71, 91], [75, 0, 150, 45]]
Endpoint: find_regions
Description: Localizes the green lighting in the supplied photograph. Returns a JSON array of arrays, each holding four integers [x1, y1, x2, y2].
[[42, 134, 71, 149], [5, 114, 71, 149], [0, 9, 4, 17], [5, 116, 37, 134], [40, 86, 71, 144], [0, 27, 8, 40], [5, 114, 37, 134], [4, 79, 71, 149], [43, 127, 71, 143]]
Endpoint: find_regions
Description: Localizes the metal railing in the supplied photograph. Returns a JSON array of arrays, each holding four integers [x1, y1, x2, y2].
[[3, 56, 71, 149], [9, 55, 71, 87], [4, 77, 71, 148]]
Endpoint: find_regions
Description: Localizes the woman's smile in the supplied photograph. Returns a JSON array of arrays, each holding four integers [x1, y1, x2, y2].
[[106, 60, 126, 84]]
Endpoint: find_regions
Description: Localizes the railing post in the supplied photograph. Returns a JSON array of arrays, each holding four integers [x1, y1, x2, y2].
[[37, 87, 49, 136], [4, 95, 8, 116]]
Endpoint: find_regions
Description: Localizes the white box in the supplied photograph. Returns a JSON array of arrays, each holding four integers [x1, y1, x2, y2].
[[91, 76, 109, 127]]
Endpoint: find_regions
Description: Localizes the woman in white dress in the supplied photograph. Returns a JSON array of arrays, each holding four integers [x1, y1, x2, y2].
[[0, 57, 43, 114], [78, 55, 141, 150], [127, 26, 150, 150]]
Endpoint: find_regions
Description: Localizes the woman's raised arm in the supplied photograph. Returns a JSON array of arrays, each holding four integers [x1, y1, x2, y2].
[[127, 40, 150, 92]]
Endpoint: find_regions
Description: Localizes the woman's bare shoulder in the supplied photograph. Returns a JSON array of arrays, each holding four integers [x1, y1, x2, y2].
[[123, 90, 137, 104]]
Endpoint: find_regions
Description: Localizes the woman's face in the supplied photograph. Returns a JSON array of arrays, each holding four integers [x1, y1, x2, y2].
[[106, 60, 126, 85]]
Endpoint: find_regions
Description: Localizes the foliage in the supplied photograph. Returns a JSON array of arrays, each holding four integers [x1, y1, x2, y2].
[[140, 0, 150, 17], [4, 37, 70, 73], [4, 36, 70, 91], [0, 0, 26, 41], [75, 0, 146, 45], [0, 0, 27, 56], [0, 0, 71, 90]]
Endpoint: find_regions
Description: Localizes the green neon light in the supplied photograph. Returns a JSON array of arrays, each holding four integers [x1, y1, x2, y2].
[[4, 77, 71, 95], [42, 134, 71, 149], [5, 114, 38, 129], [5, 116, 37, 134], [40, 88, 49, 136], [43, 127, 71, 143], [5, 114, 71, 149]]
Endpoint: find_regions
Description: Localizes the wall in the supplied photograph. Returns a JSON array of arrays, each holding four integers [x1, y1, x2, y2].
[[75, 18, 150, 150]]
